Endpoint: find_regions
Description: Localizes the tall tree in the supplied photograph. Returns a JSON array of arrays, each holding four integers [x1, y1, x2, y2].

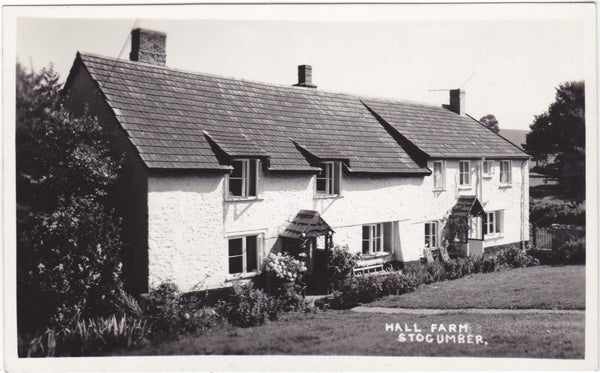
[[16, 62, 124, 332], [479, 114, 500, 133], [525, 81, 585, 200]]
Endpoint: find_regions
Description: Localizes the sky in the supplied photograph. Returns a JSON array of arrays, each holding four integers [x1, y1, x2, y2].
[[14, 4, 590, 131]]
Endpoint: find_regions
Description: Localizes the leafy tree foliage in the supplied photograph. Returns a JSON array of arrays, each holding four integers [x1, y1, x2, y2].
[[16, 63, 124, 331], [525, 81, 585, 200], [479, 114, 500, 133]]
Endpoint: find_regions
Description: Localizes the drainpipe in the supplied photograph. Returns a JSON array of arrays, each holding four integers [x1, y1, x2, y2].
[[520, 160, 526, 249], [480, 157, 485, 241]]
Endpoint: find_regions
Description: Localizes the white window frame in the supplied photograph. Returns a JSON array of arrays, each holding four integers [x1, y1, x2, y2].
[[227, 158, 260, 199], [227, 233, 263, 276], [499, 160, 512, 185], [316, 161, 341, 196], [362, 223, 384, 255], [433, 161, 446, 191], [484, 211, 503, 237], [459, 160, 471, 187], [482, 160, 494, 178], [424, 221, 439, 249]]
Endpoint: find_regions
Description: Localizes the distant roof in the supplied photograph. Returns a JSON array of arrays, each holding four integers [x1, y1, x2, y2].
[[362, 99, 528, 159], [69, 52, 527, 172], [498, 129, 529, 151]]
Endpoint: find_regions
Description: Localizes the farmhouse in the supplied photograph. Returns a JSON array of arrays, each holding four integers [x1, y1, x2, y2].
[[64, 28, 529, 294]]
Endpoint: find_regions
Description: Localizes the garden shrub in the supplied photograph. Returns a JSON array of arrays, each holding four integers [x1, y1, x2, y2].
[[556, 238, 585, 264], [263, 252, 306, 295], [321, 271, 416, 310], [403, 264, 433, 286], [530, 197, 585, 227], [217, 283, 279, 327], [262, 252, 307, 312], [426, 261, 447, 282], [380, 272, 417, 295], [322, 286, 360, 310], [141, 282, 183, 338], [354, 275, 384, 303], [480, 255, 501, 273], [141, 282, 224, 338], [327, 245, 359, 292], [496, 246, 540, 268]]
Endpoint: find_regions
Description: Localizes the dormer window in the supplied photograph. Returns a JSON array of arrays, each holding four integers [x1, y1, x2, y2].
[[228, 159, 260, 198], [316, 161, 341, 196]]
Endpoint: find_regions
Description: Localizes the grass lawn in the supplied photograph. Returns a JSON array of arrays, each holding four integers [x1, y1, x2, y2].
[[115, 310, 584, 358], [112, 265, 585, 358], [371, 265, 585, 310]]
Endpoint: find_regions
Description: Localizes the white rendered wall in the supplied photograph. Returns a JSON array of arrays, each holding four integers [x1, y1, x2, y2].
[[147, 174, 226, 291], [147, 158, 528, 291]]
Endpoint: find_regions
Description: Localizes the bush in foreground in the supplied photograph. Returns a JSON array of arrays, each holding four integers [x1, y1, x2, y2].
[[217, 283, 279, 327]]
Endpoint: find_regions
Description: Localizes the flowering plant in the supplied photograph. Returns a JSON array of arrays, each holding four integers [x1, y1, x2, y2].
[[263, 253, 307, 283]]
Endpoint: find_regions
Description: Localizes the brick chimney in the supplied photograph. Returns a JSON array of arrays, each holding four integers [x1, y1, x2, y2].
[[130, 28, 166, 65], [293, 65, 317, 88], [448, 89, 465, 115]]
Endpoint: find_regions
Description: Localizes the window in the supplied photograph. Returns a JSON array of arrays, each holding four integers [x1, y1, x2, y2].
[[228, 159, 260, 198], [499, 160, 512, 184], [362, 223, 383, 254], [459, 161, 470, 186], [484, 211, 503, 236], [483, 161, 494, 177], [228, 235, 259, 275], [316, 161, 341, 196], [424, 222, 438, 248], [433, 161, 445, 190]]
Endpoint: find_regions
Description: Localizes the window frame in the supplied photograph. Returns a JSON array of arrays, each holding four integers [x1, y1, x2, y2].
[[362, 223, 384, 255], [499, 160, 512, 185], [459, 160, 471, 187], [316, 161, 342, 197], [433, 161, 446, 191], [482, 160, 495, 178], [424, 221, 439, 249], [227, 233, 262, 276], [484, 211, 503, 237], [227, 158, 260, 199]]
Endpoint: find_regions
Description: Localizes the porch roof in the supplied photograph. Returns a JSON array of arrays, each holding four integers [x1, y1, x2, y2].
[[451, 196, 485, 218], [280, 210, 333, 239]]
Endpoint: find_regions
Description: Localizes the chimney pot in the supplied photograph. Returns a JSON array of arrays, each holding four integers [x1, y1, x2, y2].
[[448, 89, 465, 115], [293, 65, 317, 88], [130, 28, 166, 66]]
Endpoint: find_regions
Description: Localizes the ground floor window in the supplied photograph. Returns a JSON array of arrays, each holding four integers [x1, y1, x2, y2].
[[484, 211, 503, 236], [424, 221, 439, 248], [228, 235, 259, 274], [362, 223, 383, 254]]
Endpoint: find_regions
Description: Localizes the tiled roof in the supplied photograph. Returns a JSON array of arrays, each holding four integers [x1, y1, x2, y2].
[[76, 53, 430, 173], [74, 53, 527, 173], [362, 98, 528, 159], [280, 210, 333, 239], [451, 196, 486, 218]]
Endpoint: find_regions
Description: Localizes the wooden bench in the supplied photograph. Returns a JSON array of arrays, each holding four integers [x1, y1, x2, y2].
[[353, 263, 384, 276]]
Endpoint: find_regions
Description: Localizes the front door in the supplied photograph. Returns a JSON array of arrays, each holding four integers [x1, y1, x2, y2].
[[305, 236, 329, 295]]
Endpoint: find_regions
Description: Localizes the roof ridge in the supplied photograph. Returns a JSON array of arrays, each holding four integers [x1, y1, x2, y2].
[[79, 52, 359, 100], [79, 51, 450, 110]]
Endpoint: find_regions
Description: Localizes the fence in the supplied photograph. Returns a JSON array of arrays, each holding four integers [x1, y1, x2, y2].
[[530, 224, 584, 250]]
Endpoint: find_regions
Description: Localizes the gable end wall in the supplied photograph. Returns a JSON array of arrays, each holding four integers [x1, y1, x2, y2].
[[64, 62, 150, 294]]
